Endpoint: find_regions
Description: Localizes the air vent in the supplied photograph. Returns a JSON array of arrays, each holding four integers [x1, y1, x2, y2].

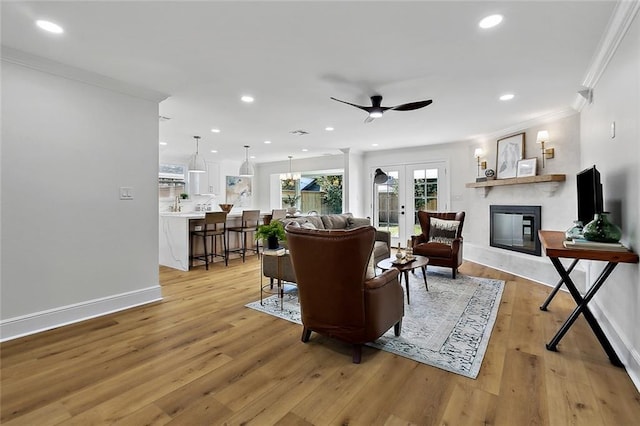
[[290, 129, 309, 136]]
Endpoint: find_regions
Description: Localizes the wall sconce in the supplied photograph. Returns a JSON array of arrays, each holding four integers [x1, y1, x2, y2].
[[474, 148, 487, 177], [536, 130, 555, 168]]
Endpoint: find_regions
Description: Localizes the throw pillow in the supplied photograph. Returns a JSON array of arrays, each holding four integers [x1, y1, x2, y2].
[[347, 217, 371, 229], [429, 217, 460, 245], [300, 221, 317, 230], [321, 213, 353, 229]]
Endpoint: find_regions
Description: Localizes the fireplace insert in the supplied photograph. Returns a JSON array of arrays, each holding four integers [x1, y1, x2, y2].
[[490, 205, 541, 256]]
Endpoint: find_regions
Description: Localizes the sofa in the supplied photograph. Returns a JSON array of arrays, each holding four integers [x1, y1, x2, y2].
[[262, 213, 391, 285]]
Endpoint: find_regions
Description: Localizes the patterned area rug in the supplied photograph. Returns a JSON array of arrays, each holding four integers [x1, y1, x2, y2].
[[245, 270, 504, 378]]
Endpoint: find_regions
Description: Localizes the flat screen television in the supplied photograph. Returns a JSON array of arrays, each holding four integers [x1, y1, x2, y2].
[[576, 165, 603, 225]]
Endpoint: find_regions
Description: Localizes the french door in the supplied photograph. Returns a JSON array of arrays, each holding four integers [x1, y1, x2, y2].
[[373, 161, 449, 248]]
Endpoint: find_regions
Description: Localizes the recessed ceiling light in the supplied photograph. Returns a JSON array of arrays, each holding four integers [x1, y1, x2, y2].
[[241, 95, 254, 103], [325, 127, 334, 131], [211, 128, 220, 133], [250, 155, 256, 159], [372, 143, 379, 147], [301, 148, 309, 152], [499, 93, 515, 101], [36, 20, 64, 34], [264, 140, 271, 144], [211, 150, 218, 153], [479, 14, 503, 29], [159, 141, 167, 146]]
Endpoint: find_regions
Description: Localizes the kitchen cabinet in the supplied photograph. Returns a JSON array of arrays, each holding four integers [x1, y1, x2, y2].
[[188, 161, 220, 195]]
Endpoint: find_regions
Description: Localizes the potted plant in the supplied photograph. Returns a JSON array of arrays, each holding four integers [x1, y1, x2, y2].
[[180, 193, 189, 200], [255, 220, 286, 250], [283, 194, 300, 214]]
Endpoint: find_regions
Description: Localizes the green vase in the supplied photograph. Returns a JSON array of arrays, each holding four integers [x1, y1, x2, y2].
[[582, 212, 621, 243]]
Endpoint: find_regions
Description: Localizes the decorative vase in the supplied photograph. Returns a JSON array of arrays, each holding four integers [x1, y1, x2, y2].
[[267, 235, 279, 250], [582, 212, 622, 243], [565, 220, 584, 240]]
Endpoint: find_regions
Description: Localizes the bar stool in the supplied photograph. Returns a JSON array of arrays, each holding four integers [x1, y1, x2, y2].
[[271, 209, 286, 221], [227, 209, 260, 262], [191, 211, 228, 269]]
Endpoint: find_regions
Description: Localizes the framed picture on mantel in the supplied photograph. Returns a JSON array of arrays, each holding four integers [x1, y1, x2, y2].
[[517, 158, 537, 177], [496, 132, 525, 179]]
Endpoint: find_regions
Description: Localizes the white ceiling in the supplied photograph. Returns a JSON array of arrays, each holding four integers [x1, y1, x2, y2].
[[1, 1, 617, 164]]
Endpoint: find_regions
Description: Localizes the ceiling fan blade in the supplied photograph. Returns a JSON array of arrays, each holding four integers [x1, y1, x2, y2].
[[390, 99, 433, 111], [330, 97, 370, 112], [364, 115, 376, 124]]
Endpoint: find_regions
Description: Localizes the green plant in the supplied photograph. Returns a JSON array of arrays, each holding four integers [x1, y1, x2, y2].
[[180, 193, 189, 199], [317, 175, 343, 214], [255, 221, 286, 242], [283, 194, 300, 207]]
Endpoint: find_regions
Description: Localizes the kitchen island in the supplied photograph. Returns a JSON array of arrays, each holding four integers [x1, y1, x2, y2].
[[159, 211, 272, 271]]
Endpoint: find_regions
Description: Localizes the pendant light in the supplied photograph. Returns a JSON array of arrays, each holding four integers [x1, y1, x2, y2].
[[238, 145, 254, 176], [188, 136, 206, 173], [280, 155, 301, 186]]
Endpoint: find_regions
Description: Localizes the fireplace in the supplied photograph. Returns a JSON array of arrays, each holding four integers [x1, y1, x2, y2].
[[490, 205, 541, 256]]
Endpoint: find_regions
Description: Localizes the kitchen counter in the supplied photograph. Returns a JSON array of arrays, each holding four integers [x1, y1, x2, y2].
[[159, 211, 272, 271]]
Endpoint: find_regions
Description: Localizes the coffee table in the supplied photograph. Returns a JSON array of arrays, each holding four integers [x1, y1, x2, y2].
[[377, 255, 429, 304]]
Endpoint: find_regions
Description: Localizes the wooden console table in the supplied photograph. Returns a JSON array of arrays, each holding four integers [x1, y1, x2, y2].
[[538, 230, 639, 366]]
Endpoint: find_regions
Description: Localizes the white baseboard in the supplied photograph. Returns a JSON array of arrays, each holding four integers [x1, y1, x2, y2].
[[463, 245, 639, 393], [0, 285, 163, 342], [464, 242, 587, 291], [590, 299, 640, 392]]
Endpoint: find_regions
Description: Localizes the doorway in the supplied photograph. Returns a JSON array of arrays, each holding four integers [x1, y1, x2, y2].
[[373, 161, 449, 247]]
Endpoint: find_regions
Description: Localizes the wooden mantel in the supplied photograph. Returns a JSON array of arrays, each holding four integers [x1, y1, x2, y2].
[[465, 174, 566, 197]]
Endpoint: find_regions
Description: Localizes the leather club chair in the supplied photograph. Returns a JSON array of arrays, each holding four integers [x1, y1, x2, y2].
[[286, 225, 404, 364], [411, 211, 465, 279]]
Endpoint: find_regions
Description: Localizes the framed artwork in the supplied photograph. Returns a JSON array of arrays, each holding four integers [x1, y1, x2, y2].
[[496, 132, 525, 179], [516, 158, 537, 177], [225, 176, 252, 207]]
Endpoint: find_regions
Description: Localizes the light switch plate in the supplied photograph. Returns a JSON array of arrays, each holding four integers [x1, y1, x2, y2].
[[120, 187, 134, 200], [611, 121, 615, 138]]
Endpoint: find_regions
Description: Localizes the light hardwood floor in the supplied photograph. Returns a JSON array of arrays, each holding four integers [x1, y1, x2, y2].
[[2, 258, 639, 425]]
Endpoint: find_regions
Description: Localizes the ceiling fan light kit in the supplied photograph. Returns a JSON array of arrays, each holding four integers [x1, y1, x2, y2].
[[330, 94, 432, 123]]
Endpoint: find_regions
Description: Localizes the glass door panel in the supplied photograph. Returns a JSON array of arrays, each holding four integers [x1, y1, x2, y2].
[[375, 170, 400, 242], [374, 162, 448, 248]]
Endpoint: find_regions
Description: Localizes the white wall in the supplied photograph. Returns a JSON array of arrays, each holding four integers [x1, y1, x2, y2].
[[1, 54, 165, 340], [363, 116, 582, 287], [579, 12, 640, 389], [464, 114, 585, 287]]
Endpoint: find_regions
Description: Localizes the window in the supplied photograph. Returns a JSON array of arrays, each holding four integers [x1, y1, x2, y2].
[[281, 173, 343, 214]]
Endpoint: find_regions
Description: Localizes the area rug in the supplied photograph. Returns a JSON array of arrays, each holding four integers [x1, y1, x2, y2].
[[245, 270, 504, 379]]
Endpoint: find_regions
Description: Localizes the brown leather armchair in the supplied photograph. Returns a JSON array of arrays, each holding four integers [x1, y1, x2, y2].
[[286, 225, 404, 363], [411, 211, 465, 279]]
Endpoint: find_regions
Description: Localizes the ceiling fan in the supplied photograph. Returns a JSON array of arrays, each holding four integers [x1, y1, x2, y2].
[[330, 95, 432, 123]]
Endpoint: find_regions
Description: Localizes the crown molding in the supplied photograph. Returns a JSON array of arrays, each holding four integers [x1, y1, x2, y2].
[[1, 46, 169, 103], [470, 107, 579, 143], [573, 0, 640, 111]]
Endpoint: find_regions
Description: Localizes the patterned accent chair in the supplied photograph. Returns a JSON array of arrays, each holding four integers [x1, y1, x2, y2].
[[411, 211, 465, 278], [286, 225, 404, 363]]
